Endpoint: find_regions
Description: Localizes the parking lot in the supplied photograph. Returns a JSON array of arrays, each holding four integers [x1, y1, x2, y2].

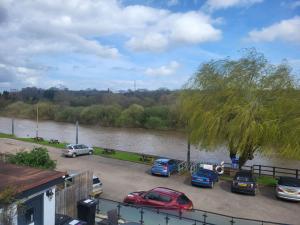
[[0, 138, 299, 224]]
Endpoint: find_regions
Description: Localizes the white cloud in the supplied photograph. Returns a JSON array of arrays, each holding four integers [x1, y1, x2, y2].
[[126, 11, 221, 52], [247, 16, 300, 43], [145, 61, 180, 76], [204, 0, 263, 11], [126, 33, 169, 52]]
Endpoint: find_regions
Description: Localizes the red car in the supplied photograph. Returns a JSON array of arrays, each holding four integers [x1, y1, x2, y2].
[[123, 187, 193, 210]]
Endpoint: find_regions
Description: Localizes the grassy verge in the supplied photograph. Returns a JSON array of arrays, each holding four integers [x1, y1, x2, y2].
[[93, 147, 151, 164], [0, 133, 67, 148], [0, 133, 152, 165], [256, 176, 277, 187]]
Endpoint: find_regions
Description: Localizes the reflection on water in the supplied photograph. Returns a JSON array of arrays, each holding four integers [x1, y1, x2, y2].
[[0, 117, 299, 168]]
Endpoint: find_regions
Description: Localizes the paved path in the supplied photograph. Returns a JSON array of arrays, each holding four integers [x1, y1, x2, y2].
[[0, 138, 299, 224]]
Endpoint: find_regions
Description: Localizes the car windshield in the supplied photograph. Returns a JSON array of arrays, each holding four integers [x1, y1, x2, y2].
[[154, 161, 167, 166], [278, 178, 300, 187], [67, 146, 73, 149], [236, 176, 252, 182], [93, 177, 100, 184], [197, 171, 210, 176]]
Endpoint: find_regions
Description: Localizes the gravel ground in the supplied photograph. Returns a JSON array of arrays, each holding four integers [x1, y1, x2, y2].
[[0, 138, 299, 224]]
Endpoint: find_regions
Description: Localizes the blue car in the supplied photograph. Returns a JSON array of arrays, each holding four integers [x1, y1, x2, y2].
[[191, 169, 219, 188], [151, 158, 177, 177]]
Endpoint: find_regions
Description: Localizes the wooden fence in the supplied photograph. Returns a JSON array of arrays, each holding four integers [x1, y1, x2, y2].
[[55, 171, 93, 217]]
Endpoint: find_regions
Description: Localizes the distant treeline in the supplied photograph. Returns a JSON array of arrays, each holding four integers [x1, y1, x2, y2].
[[0, 87, 184, 130]]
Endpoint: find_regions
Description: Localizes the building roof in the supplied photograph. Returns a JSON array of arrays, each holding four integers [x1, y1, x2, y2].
[[0, 162, 65, 195]]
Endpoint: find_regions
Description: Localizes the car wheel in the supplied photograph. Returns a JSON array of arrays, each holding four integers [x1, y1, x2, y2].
[[231, 187, 235, 193], [88, 151, 93, 155], [252, 190, 256, 196], [72, 153, 76, 158]]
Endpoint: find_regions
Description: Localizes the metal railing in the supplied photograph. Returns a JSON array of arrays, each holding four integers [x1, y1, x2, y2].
[[96, 198, 288, 225]]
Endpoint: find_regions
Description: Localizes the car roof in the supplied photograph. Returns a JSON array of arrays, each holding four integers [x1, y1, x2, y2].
[[151, 187, 183, 197], [155, 158, 170, 163], [197, 168, 215, 173]]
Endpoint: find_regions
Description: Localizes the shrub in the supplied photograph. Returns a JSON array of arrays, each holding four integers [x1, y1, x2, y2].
[[8, 147, 56, 170]]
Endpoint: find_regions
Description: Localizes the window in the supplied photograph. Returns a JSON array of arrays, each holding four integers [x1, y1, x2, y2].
[[93, 177, 100, 184], [177, 194, 190, 205], [159, 194, 172, 202], [144, 191, 160, 201], [279, 178, 300, 187], [25, 207, 34, 224]]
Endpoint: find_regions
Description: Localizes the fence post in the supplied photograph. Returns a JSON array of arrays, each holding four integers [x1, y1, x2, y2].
[[203, 212, 207, 225], [11, 118, 15, 136], [140, 208, 144, 224], [117, 204, 121, 219], [296, 169, 299, 179], [230, 217, 235, 225], [273, 167, 275, 177], [259, 165, 261, 176], [165, 215, 170, 225]]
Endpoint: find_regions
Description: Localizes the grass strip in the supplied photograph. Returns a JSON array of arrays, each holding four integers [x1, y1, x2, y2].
[[0, 133, 150, 164], [93, 147, 151, 164]]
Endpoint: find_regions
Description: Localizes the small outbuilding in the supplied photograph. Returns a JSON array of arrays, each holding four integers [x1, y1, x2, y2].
[[0, 162, 65, 225]]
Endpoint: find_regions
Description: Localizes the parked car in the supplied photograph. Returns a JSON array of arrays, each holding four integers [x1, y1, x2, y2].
[[91, 175, 103, 198], [63, 173, 102, 197], [191, 168, 219, 188], [123, 187, 193, 210], [231, 170, 257, 196], [63, 144, 93, 157], [151, 158, 177, 177], [276, 176, 300, 202]]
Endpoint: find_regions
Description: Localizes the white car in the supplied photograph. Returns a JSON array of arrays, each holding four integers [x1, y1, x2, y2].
[[91, 175, 103, 198], [63, 173, 103, 197], [63, 144, 94, 157]]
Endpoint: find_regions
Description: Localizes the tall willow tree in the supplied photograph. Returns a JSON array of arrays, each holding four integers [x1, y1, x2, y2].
[[180, 49, 300, 167]]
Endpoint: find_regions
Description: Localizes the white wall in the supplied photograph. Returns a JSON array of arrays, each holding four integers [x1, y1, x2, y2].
[[43, 187, 56, 225]]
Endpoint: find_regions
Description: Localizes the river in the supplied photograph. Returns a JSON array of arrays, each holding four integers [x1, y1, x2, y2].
[[0, 116, 299, 168]]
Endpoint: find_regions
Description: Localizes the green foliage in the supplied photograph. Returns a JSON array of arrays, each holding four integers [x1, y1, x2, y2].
[[117, 104, 145, 127], [8, 147, 56, 169], [144, 116, 166, 129], [3, 101, 34, 118], [0, 187, 17, 205], [0, 187, 18, 225], [181, 49, 300, 166]]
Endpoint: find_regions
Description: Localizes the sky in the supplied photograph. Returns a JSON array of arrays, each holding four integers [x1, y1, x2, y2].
[[0, 0, 299, 91]]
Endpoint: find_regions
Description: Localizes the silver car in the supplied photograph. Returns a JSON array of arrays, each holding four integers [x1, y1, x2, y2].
[[276, 176, 300, 201], [63, 144, 94, 157]]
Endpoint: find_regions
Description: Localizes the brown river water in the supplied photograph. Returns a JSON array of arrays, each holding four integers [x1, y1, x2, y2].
[[0, 116, 299, 168]]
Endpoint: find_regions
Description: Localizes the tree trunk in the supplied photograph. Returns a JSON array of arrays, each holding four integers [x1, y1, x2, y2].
[[187, 138, 191, 170]]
